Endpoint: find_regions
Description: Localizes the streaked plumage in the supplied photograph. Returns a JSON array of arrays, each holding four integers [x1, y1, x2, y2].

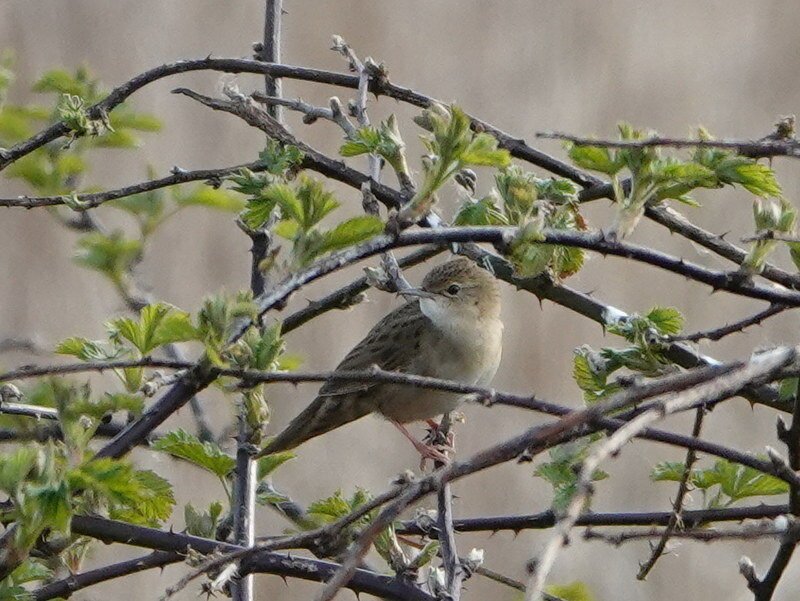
[[257, 257, 503, 456]]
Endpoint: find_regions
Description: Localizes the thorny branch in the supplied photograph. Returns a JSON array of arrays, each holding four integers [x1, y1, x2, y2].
[[537, 129, 800, 159], [668, 304, 788, 343], [746, 379, 800, 600], [524, 346, 798, 601], [3, 48, 800, 601], [636, 407, 705, 579]]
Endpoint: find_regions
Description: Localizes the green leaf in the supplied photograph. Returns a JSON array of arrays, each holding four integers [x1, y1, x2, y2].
[[184, 501, 224, 538], [74, 231, 142, 284], [231, 323, 285, 371], [241, 182, 296, 230], [27, 481, 72, 534], [68, 458, 139, 505], [4, 559, 53, 587], [293, 177, 340, 230], [258, 139, 304, 175], [174, 185, 245, 212], [460, 132, 511, 167], [779, 377, 799, 402], [340, 126, 382, 157], [713, 460, 789, 501], [551, 245, 585, 280], [568, 144, 620, 175], [0, 447, 41, 495], [55, 337, 120, 361], [151, 429, 235, 478], [454, 196, 507, 226], [109, 109, 162, 132], [534, 439, 607, 512], [650, 461, 690, 483], [256, 451, 295, 480], [319, 216, 384, 254], [273, 219, 300, 240], [107, 302, 197, 355], [33, 69, 90, 96], [109, 470, 175, 526], [306, 488, 373, 528], [646, 306, 684, 336], [546, 581, 596, 601], [728, 161, 782, 197]]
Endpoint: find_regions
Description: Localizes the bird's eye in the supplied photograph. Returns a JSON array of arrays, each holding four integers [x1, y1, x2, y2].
[[445, 283, 461, 296]]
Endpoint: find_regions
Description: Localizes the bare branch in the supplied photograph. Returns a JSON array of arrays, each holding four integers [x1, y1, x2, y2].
[[636, 407, 705, 579], [397, 504, 790, 536], [668, 304, 788, 343], [525, 346, 797, 600], [585, 518, 800, 545], [537, 130, 800, 159]]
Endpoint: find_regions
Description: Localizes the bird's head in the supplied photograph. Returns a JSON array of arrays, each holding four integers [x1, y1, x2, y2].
[[400, 257, 502, 324]]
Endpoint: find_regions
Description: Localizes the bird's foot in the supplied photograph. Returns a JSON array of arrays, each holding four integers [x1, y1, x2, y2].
[[424, 419, 456, 452], [392, 420, 452, 470]]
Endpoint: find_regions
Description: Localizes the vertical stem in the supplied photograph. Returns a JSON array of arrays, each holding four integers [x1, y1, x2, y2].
[[259, 0, 283, 120], [231, 414, 258, 601], [231, 5, 284, 600], [750, 385, 800, 600], [436, 413, 464, 600]]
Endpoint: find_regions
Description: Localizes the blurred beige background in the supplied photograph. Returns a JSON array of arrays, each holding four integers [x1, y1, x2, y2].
[[2, 1, 800, 600]]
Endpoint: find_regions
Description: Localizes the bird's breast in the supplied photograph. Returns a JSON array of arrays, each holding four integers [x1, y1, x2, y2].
[[376, 316, 503, 423]]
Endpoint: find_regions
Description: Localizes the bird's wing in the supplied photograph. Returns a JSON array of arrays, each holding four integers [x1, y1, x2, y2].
[[317, 300, 430, 397], [258, 301, 431, 455]]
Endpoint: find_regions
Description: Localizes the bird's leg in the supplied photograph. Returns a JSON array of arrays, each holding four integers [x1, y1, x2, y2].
[[424, 418, 456, 452], [391, 420, 450, 468]]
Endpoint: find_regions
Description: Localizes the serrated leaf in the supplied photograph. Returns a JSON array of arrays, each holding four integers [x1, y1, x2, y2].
[[151, 429, 235, 478], [107, 303, 197, 355], [184, 501, 223, 538], [454, 196, 507, 226], [27, 481, 72, 534], [646, 306, 684, 336], [258, 139, 304, 175], [55, 337, 119, 361], [650, 461, 690, 483], [712, 460, 789, 501], [109, 469, 175, 526], [293, 177, 340, 230], [319, 216, 384, 254], [460, 133, 511, 167], [0, 447, 41, 494], [568, 144, 620, 175]]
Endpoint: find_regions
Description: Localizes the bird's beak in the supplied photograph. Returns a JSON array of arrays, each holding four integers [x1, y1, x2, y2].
[[399, 287, 436, 299]]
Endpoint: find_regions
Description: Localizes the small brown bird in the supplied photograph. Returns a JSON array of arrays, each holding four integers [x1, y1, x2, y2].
[[256, 257, 503, 460]]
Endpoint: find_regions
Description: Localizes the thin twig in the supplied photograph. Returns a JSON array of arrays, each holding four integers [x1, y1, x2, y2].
[[749, 381, 800, 600], [525, 346, 797, 601], [33, 551, 181, 601], [231, 9, 284, 601], [435, 414, 465, 600], [636, 406, 705, 579], [668, 304, 788, 343], [67, 515, 433, 601], [316, 347, 797, 601], [397, 503, 790, 536], [585, 519, 800, 545], [1, 358, 795, 482], [536, 131, 800, 159]]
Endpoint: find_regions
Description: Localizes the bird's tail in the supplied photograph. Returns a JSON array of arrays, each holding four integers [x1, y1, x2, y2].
[[255, 394, 372, 458]]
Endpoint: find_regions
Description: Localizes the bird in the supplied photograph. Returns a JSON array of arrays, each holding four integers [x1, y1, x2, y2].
[[255, 256, 503, 462]]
